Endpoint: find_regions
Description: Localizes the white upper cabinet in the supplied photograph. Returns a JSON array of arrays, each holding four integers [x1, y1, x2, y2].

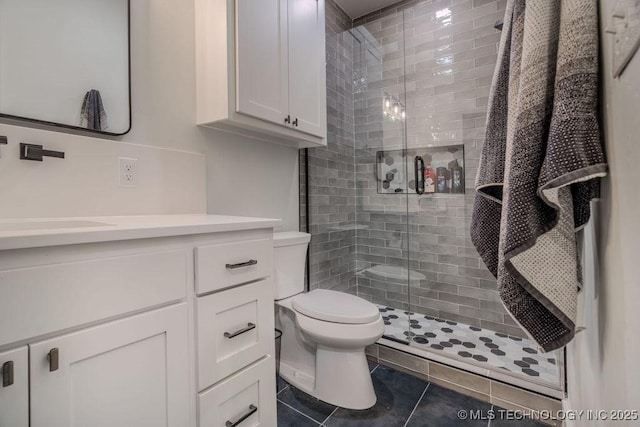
[[287, 0, 326, 137], [236, 0, 289, 126], [196, 0, 327, 148]]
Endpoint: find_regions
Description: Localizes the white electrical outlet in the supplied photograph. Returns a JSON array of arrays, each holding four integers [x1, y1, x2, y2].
[[119, 157, 138, 187]]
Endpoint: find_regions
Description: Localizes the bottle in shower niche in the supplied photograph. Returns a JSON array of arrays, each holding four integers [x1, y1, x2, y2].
[[436, 167, 449, 193], [450, 160, 464, 194], [424, 163, 436, 194]]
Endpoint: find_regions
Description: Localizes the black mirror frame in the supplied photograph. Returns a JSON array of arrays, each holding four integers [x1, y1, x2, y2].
[[0, 0, 132, 137]]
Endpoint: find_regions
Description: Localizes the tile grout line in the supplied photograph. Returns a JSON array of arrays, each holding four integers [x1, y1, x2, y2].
[[403, 383, 430, 427], [277, 399, 322, 425], [276, 384, 289, 396], [487, 405, 494, 427], [320, 406, 340, 426]]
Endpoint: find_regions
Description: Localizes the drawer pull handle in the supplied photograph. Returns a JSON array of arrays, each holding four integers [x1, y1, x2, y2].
[[48, 348, 59, 372], [2, 361, 13, 387], [226, 404, 257, 427], [225, 260, 258, 270], [224, 323, 256, 339]]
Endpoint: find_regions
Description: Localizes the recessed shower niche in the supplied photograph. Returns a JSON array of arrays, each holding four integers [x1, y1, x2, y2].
[[376, 145, 465, 195]]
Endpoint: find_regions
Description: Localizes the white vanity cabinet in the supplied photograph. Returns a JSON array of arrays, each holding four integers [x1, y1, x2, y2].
[[0, 216, 280, 427], [0, 241, 192, 427], [196, 0, 327, 148]]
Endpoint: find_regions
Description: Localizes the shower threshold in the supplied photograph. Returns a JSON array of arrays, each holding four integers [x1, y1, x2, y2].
[[376, 305, 563, 398]]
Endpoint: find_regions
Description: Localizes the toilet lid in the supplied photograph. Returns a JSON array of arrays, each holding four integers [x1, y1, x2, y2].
[[292, 289, 380, 324]]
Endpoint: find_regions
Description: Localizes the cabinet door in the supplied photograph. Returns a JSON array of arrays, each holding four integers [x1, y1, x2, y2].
[[288, 0, 326, 137], [29, 304, 191, 427], [236, 0, 290, 126], [0, 346, 28, 427]]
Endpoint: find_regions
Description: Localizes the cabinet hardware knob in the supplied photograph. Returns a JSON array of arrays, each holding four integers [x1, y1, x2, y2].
[[226, 404, 258, 427], [292, 118, 299, 127], [224, 323, 256, 339], [225, 260, 258, 270], [48, 348, 59, 372], [2, 361, 13, 387], [284, 115, 291, 124]]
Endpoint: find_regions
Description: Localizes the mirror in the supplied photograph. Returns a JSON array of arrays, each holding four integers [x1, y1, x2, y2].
[[0, 0, 131, 135]]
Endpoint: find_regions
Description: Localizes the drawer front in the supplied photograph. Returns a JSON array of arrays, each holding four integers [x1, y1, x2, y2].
[[195, 238, 272, 295], [198, 356, 276, 427], [197, 280, 274, 390], [0, 249, 187, 347]]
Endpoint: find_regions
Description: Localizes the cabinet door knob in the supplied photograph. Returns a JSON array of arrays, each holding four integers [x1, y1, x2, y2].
[[48, 348, 59, 372], [284, 115, 291, 124], [292, 118, 299, 127], [2, 361, 13, 387]]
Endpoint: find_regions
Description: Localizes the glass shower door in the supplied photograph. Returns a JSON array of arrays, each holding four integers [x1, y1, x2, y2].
[[350, 14, 414, 344], [401, 2, 562, 389]]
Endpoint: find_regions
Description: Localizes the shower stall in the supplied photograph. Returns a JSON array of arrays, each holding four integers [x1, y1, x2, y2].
[[301, 0, 563, 396]]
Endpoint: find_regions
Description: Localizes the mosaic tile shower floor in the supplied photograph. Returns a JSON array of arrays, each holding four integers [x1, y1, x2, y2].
[[378, 305, 560, 386]]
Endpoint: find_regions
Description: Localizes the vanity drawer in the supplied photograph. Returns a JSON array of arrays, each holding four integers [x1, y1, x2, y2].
[[195, 238, 272, 295], [0, 249, 187, 347], [198, 356, 276, 427], [196, 280, 274, 390]]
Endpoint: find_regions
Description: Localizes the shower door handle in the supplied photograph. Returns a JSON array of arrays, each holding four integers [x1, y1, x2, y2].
[[414, 156, 425, 195]]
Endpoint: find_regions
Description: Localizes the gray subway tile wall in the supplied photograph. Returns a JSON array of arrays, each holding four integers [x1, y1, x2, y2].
[[303, 0, 522, 338], [300, 0, 358, 294]]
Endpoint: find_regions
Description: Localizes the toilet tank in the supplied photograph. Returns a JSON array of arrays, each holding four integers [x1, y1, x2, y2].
[[273, 232, 311, 300]]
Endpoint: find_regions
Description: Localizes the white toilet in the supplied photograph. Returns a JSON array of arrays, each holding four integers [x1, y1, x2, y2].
[[273, 231, 384, 410]]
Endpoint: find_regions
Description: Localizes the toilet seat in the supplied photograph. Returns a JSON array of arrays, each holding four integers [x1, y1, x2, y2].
[[292, 289, 380, 324], [295, 310, 385, 349]]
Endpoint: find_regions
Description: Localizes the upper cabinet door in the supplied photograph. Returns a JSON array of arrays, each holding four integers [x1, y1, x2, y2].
[[29, 304, 190, 427], [236, 0, 289, 126], [288, 0, 326, 138], [0, 346, 28, 427]]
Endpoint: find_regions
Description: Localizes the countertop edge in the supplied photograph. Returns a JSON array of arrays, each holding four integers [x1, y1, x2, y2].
[[0, 218, 283, 251]]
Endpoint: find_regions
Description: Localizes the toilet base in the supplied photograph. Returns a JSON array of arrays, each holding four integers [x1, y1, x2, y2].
[[279, 345, 377, 410], [315, 345, 377, 409]]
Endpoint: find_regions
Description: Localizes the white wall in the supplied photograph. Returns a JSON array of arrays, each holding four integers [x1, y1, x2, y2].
[[0, 0, 130, 132], [565, 0, 640, 422], [0, 0, 299, 230], [0, 123, 207, 217]]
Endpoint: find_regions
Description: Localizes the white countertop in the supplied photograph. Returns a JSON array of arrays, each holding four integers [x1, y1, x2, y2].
[[0, 214, 282, 251]]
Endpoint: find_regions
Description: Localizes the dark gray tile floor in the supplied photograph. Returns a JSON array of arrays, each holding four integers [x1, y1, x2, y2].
[[276, 362, 547, 426]]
